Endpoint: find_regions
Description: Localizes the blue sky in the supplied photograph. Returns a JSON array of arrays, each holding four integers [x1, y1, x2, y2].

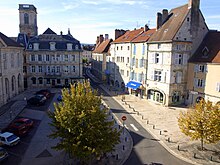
[[0, 0, 219, 44]]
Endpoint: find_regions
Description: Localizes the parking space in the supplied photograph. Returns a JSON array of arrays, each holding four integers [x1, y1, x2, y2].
[[1, 119, 41, 165]]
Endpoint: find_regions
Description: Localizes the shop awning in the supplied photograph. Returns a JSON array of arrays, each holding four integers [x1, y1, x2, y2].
[[126, 81, 142, 90]]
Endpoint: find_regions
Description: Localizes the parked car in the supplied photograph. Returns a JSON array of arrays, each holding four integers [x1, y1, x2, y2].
[[35, 89, 51, 99], [0, 132, 20, 146], [6, 118, 34, 137], [27, 94, 46, 106], [0, 147, 8, 162], [57, 95, 62, 102]]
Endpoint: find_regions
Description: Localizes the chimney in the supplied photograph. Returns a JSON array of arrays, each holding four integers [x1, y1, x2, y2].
[[156, 12, 162, 30], [96, 36, 100, 46], [99, 34, 104, 44], [144, 24, 149, 32], [115, 29, 126, 40], [60, 31, 63, 35], [105, 34, 109, 41], [188, 0, 200, 10], [162, 9, 168, 24]]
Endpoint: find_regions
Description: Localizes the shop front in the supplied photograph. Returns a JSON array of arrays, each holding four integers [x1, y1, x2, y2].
[[126, 81, 144, 97], [147, 89, 165, 104]]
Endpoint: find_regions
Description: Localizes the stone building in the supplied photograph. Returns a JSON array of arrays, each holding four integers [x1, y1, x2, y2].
[[24, 28, 83, 88], [0, 32, 24, 106], [146, 0, 209, 106]]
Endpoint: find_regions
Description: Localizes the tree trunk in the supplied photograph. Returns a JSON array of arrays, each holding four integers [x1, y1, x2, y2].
[[201, 138, 204, 150]]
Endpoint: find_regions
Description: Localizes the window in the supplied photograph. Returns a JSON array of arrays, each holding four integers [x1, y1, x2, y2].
[[47, 66, 50, 73], [154, 70, 162, 81], [31, 77, 36, 84], [50, 42, 56, 50], [57, 79, 61, 84], [46, 55, 50, 61], [31, 66, 35, 72], [67, 43, 73, 50], [121, 46, 123, 50], [174, 71, 182, 83], [46, 79, 50, 84], [31, 55, 35, 61], [72, 66, 75, 72], [127, 46, 130, 50], [38, 77, 43, 84], [11, 54, 14, 67], [38, 66, 42, 72], [117, 46, 119, 50], [38, 55, 42, 61], [133, 44, 136, 55], [127, 57, 129, 63], [56, 55, 60, 61], [202, 47, 209, 57], [127, 71, 129, 77], [33, 43, 39, 50], [157, 43, 161, 49], [155, 53, 159, 63], [64, 66, 69, 72], [51, 66, 55, 73], [216, 83, 220, 92], [142, 44, 145, 55], [72, 55, 75, 61], [56, 66, 60, 73], [198, 65, 206, 72], [175, 54, 183, 65], [75, 45, 79, 50], [51, 55, 55, 61], [3, 54, 7, 69], [195, 78, 205, 88], [24, 13, 29, 24], [64, 55, 68, 61], [135, 59, 138, 68]]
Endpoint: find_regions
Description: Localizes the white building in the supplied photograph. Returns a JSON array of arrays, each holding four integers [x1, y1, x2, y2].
[[0, 32, 24, 106]]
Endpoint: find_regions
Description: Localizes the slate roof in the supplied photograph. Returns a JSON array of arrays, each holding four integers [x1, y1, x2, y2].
[[189, 30, 220, 63], [27, 28, 81, 51], [0, 32, 23, 47], [148, 4, 189, 42], [93, 39, 113, 54], [112, 28, 144, 43], [132, 29, 156, 43]]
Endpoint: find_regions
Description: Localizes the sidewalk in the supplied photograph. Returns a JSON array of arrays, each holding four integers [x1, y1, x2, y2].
[[100, 83, 220, 165]]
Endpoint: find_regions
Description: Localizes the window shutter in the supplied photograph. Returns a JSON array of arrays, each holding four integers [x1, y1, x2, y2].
[[151, 54, 155, 64], [183, 55, 188, 65], [151, 70, 154, 80], [205, 65, 208, 73], [216, 83, 220, 92], [159, 54, 163, 64], [175, 54, 179, 65], [194, 78, 197, 88], [202, 80, 206, 88], [194, 64, 198, 72]]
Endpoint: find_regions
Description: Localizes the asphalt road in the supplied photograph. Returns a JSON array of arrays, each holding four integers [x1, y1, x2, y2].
[[90, 81, 192, 165]]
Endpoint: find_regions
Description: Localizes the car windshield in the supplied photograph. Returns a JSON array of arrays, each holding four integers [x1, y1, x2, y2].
[[6, 135, 18, 142]]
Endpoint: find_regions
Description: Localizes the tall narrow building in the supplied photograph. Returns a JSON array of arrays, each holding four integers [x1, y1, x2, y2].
[[19, 4, 38, 37]]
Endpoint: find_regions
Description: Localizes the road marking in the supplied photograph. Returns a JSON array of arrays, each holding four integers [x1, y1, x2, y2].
[[130, 124, 139, 131], [124, 124, 129, 129]]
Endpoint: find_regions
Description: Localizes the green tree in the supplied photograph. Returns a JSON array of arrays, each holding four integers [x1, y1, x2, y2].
[[48, 81, 120, 164], [178, 100, 220, 150]]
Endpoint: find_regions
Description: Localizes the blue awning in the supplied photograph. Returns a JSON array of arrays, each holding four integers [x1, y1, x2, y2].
[[126, 81, 142, 90]]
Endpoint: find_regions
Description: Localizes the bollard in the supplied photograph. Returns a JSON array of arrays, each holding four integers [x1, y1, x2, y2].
[[160, 131, 162, 135], [210, 156, 213, 161], [142, 115, 144, 120], [153, 125, 155, 129], [178, 145, 180, 151], [193, 153, 196, 158], [118, 125, 120, 129], [125, 137, 127, 142], [137, 112, 139, 115], [147, 120, 149, 124], [123, 145, 125, 150], [168, 137, 170, 142], [116, 154, 118, 160]]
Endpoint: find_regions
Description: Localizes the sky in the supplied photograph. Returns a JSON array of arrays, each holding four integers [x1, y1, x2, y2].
[[0, 0, 219, 44]]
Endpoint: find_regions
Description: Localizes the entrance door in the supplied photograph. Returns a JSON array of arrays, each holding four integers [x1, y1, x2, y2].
[[52, 79, 55, 86]]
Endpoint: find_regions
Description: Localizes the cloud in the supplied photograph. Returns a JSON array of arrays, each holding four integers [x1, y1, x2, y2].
[[81, 0, 147, 6], [61, 2, 79, 10], [206, 15, 220, 19]]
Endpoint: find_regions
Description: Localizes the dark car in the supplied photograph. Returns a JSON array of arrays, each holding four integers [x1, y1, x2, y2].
[[6, 118, 34, 137], [27, 94, 46, 106], [0, 147, 9, 162], [35, 89, 51, 99]]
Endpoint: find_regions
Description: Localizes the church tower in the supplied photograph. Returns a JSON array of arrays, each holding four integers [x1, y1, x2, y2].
[[19, 4, 38, 37]]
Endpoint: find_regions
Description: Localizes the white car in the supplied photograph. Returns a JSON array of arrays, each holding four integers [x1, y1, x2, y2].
[[0, 132, 20, 146]]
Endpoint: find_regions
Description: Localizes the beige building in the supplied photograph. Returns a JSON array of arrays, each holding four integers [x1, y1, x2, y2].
[[0, 32, 24, 106], [187, 30, 220, 105], [146, 0, 208, 106]]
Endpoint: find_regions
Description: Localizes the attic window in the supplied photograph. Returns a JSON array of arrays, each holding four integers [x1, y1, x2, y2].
[[75, 45, 79, 50], [202, 47, 209, 57]]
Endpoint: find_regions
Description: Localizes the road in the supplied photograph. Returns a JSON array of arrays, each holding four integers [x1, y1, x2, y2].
[[90, 81, 192, 165]]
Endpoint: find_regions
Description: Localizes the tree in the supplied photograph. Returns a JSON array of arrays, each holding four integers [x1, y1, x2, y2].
[[48, 81, 120, 164], [178, 99, 220, 150]]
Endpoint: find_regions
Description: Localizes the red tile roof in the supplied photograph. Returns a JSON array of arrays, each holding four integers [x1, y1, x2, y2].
[[93, 39, 113, 53], [148, 4, 189, 42], [189, 30, 220, 63], [132, 29, 156, 43], [112, 28, 144, 43]]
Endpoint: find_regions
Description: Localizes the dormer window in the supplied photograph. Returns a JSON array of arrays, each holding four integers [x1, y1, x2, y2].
[[202, 47, 209, 58], [50, 42, 56, 50], [29, 44, 32, 49], [67, 43, 73, 51], [75, 45, 79, 50], [33, 43, 39, 50]]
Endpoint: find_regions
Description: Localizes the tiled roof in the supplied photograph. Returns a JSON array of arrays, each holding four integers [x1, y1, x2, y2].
[[189, 30, 220, 63], [0, 32, 23, 47], [148, 4, 189, 42], [27, 28, 81, 51], [112, 28, 144, 43], [93, 39, 113, 53], [132, 29, 156, 43]]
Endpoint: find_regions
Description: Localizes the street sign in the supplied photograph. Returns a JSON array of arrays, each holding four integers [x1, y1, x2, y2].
[[121, 115, 127, 121]]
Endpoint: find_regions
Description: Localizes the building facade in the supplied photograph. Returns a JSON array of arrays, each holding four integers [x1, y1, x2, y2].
[[147, 0, 208, 106], [24, 28, 82, 88], [0, 32, 24, 106]]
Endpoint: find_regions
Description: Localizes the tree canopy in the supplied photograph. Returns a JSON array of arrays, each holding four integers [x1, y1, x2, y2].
[[48, 81, 120, 164], [178, 99, 220, 150]]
